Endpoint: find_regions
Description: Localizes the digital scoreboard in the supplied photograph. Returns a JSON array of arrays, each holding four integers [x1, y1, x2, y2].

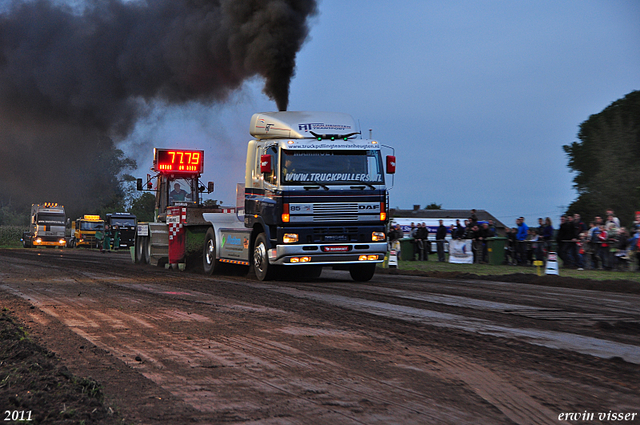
[[154, 149, 204, 174]]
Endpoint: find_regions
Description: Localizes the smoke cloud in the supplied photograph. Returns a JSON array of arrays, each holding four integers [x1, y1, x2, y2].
[[0, 0, 317, 213]]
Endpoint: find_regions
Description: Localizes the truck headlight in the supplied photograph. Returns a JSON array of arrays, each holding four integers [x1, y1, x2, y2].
[[372, 231, 386, 242], [283, 233, 298, 243]]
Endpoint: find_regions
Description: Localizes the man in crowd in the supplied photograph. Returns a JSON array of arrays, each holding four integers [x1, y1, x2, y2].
[[410, 223, 418, 260], [516, 217, 529, 265], [504, 227, 518, 265], [388, 224, 403, 260], [461, 223, 480, 263], [455, 219, 465, 239], [573, 214, 586, 269], [606, 209, 620, 228], [556, 215, 576, 268], [573, 214, 587, 233], [436, 219, 447, 262], [480, 222, 495, 263], [417, 223, 430, 261]]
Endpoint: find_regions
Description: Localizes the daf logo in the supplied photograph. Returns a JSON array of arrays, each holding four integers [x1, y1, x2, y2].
[[359, 205, 378, 210]]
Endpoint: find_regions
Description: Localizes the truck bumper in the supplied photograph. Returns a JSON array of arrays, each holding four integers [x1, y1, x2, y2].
[[269, 242, 388, 266], [33, 238, 67, 247]]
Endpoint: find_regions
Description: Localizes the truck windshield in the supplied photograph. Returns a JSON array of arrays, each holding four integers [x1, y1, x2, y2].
[[168, 178, 195, 205], [36, 213, 65, 225], [110, 218, 136, 227], [80, 221, 103, 231], [281, 150, 384, 185]]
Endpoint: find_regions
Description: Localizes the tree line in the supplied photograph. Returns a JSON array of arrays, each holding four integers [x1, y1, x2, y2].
[[563, 90, 640, 226]]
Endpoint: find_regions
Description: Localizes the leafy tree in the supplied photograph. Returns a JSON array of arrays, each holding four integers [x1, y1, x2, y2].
[[129, 192, 156, 222], [425, 203, 442, 210], [563, 90, 640, 225]]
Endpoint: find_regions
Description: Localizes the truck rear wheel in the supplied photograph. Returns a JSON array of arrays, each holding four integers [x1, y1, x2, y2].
[[203, 228, 218, 275], [134, 236, 142, 263], [349, 263, 376, 282], [143, 237, 151, 264], [135, 236, 149, 264], [253, 233, 275, 281]]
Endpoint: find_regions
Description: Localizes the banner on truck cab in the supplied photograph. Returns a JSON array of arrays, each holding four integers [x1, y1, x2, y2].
[[284, 172, 382, 183], [448, 239, 473, 264]]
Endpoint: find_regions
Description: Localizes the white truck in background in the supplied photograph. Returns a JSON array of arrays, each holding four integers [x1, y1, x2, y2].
[[22, 203, 67, 248]]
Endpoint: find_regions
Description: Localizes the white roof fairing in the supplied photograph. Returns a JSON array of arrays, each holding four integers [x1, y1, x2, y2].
[[250, 111, 358, 140]]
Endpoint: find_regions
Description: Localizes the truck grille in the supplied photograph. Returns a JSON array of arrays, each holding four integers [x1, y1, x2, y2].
[[312, 203, 358, 222]]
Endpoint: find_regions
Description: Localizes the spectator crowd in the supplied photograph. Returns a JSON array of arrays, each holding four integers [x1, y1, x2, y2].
[[389, 209, 500, 264], [503, 209, 640, 271], [389, 208, 640, 271]]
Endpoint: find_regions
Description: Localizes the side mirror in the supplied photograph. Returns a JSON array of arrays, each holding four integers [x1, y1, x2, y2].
[[386, 155, 396, 174], [136, 178, 143, 191], [260, 155, 272, 174], [207, 182, 214, 193]]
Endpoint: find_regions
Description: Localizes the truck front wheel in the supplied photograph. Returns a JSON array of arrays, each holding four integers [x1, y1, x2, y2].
[[203, 228, 218, 275], [253, 233, 275, 281], [349, 263, 376, 282]]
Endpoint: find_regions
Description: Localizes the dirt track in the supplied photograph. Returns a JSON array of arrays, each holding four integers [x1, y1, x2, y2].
[[1, 248, 639, 424]]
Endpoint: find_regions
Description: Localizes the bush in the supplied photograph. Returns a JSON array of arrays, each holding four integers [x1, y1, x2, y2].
[[0, 226, 27, 247]]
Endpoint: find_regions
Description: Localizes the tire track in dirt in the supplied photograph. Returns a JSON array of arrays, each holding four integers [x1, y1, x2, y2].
[[1, 254, 507, 424], [3, 250, 639, 424]]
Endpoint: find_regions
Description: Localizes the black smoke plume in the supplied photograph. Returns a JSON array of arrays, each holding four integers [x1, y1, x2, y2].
[[0, 0, 317, 215]]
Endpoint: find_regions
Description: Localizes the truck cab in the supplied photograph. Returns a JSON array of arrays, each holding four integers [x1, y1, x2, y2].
[[69, 215, 104, 248], [233, 111, 394, 281], [105, 212, 137, 249], [22, 203, 67, 248]]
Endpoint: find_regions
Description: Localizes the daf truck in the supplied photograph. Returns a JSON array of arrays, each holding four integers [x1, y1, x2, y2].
[[134, 111, 396, 282]]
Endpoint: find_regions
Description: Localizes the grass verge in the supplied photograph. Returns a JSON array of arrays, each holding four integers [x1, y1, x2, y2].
[[387, 259, 640, 282], [0, 226, 26, 248]]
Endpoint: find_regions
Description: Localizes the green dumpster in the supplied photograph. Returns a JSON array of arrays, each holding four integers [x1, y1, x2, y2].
[[486, 237, 507, 265], [399, 238, 415, 261]]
